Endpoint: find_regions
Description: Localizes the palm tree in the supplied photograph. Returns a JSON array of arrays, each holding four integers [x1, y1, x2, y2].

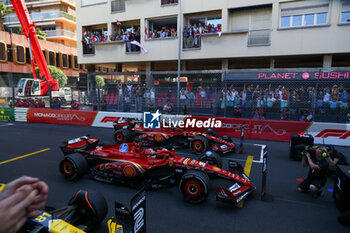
[[0, 3, 12, 31]]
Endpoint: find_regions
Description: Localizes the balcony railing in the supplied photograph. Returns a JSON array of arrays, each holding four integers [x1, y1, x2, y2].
[[3, 11, 76, 24], [43, 29, 76, 39]]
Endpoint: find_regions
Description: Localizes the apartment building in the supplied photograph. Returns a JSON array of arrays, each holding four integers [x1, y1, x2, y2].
[[2, 0, 77, 46], [76, 0, 350, 86]]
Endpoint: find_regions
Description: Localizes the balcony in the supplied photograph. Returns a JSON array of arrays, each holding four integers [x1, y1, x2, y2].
[[43, 29, 76, 40], [3, 11, 76, 25]]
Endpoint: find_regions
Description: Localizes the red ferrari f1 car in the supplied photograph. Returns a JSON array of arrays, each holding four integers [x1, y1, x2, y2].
[[113, 118, 235, 155], [59, 136, 255, 205]]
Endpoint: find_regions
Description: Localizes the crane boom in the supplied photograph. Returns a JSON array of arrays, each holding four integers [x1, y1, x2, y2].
[[11, 0, 59, 95]]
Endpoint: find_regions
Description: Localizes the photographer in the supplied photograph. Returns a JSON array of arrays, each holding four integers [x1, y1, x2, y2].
[[326, 145, 349, 175], [298, 147, 329, 195]]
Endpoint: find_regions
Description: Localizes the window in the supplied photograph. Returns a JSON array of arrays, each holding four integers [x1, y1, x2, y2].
[[62, 54, 68, 68], [68, 55, 72, 69], [74, 56, 79, 69], [56, 53, 60, 67], [316, 12, 327, 24], [304, 14, 314, 25], [26, 48, 31, 64], [49, 51, 55, 66], [111, 0, 125, 12], [0, 42, 7, 62], [292, 15, 302, 27], [16, 45, 25, 64], [161, 0, 178, 5], [280, 13, 328, 28], [341, 11, 350, 23], [7, 45, 13, 62]]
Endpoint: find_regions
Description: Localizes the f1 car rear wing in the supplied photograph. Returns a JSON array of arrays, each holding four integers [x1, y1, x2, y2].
[[108, 188, 146, 233]]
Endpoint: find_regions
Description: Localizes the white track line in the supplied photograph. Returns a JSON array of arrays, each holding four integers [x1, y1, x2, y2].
[[253, 144, 266, 164], [0, 123, 14, 127]]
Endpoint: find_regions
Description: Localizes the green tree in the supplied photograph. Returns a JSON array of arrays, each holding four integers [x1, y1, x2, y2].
[[0, 3, 11, 31], [36, 27, 46, 40], [95, 75, 105, 87], [35, 65, 68, 87]]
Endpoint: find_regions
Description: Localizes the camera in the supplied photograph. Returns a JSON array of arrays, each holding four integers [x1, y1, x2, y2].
[[295, 144, 328, 164]]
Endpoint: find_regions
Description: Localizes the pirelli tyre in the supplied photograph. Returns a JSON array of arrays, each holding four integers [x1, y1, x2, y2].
[[179, 170, 210, 204], [60, 153, 88, 181], [190, 136, 209, 154], [204, 128, 219, 138], [199, 151, 223, 168], [69, 190, 108, 229], [114, 129, 132, 143]]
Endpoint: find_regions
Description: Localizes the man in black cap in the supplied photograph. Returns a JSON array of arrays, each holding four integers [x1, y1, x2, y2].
[[327, 145, 349, 175]]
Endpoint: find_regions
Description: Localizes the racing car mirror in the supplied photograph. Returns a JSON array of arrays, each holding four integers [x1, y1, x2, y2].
[[108, 188, 146, 233]]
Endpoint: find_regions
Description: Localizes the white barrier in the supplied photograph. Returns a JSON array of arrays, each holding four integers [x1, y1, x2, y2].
[[14, 108, 28, 122], [92, 111, 142, 128], [306, 122, 350, 147]]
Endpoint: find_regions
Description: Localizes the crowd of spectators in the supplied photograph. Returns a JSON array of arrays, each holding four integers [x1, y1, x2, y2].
[[102, 82, 349, 121], [82, 27, 141, 53], [147, 26, 177, 39], [183, 23, 222, 48]]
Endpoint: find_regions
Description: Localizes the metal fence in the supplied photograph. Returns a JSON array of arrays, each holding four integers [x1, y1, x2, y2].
[[0, 71, 349, 123]]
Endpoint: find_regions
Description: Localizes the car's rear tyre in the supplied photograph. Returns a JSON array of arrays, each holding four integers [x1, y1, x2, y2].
[[179, 170, 209, 204], [190, 136, 209, 154], [70, 190, 108, 228], [60, 153, 88, 181], [204, 129, 219, 138], [199, 151, 223, 168], [114, 129, 132, 143]]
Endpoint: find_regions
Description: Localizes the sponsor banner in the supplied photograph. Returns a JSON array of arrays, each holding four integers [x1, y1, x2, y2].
[[0, 107, 14, 121], [92, 112, 142, 128], [27, 109, 97, 126], [225, 71, 350, 81], [306, 122, 350, 147], [185, 116, 311, 142]]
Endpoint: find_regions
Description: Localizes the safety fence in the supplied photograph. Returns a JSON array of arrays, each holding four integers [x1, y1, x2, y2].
[[1, 70, 349, 123], [12, 108, 350, 146]]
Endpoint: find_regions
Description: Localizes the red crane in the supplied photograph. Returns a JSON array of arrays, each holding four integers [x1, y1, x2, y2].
[[11, 0, 59, 96]]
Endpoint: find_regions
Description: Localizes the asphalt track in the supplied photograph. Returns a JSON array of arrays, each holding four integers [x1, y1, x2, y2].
[[0, 122, 349, 233]]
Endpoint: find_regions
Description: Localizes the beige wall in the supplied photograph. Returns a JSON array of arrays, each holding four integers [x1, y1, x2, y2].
[[77, 0, 350, 65]]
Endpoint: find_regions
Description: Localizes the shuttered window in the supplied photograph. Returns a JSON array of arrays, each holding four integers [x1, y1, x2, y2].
[[111, 0, 125, 12], [62, 54, 68, 68], [49, 51, 55, 66]]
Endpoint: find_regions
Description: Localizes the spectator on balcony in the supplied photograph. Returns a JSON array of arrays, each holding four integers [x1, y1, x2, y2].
[[203, 25, 209, 33], [171, 25, 177, 37], [183, 25, 189, 48], [216, 24, 222, 32]]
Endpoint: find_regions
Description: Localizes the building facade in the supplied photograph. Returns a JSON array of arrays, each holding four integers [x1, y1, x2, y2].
[[76, 0, 350, 77], [2, 0, 77, 47]]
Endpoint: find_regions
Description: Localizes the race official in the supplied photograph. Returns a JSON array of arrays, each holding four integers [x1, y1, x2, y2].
[[298, 148, 329, 195], [0, 176, 48, 233]]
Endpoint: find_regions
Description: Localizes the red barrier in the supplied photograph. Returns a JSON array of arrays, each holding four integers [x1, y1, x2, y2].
[[186, 116, 311, 142], [27, 109, 97, 126]]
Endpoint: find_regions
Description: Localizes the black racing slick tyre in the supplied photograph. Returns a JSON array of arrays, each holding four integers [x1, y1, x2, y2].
[[204, 129, 219, 138], [190, 136, 209, 154], [179, 170, 210, 204], [60, 153, 88, 181], [199, 151, 223, 168], [114, 129, 132, 143], [70, 190, 108, 229]]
